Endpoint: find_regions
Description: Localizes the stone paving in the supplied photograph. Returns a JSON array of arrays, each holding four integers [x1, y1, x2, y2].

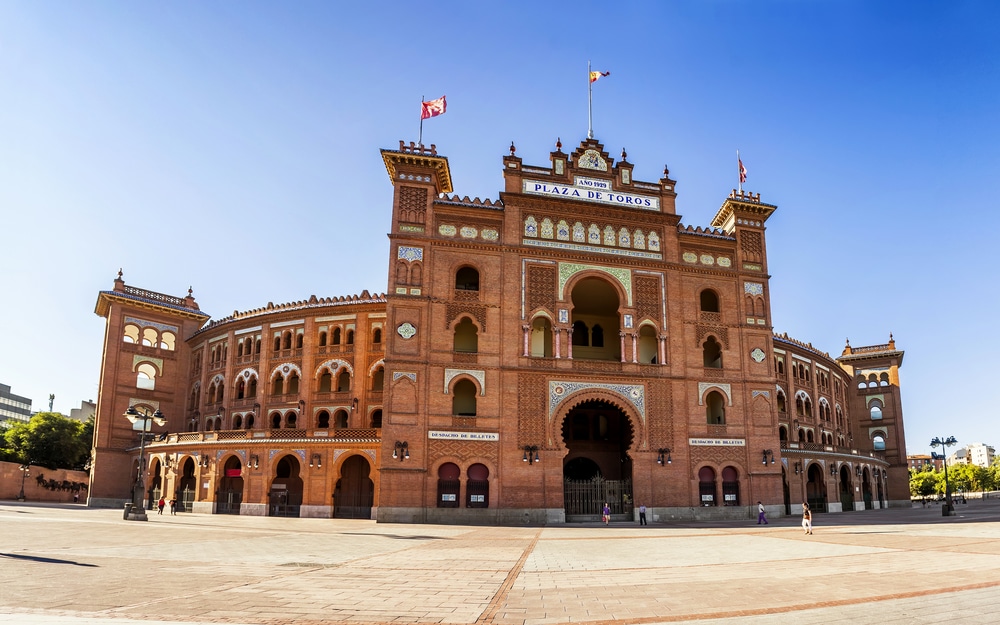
[[2, 499, 1000, 625]]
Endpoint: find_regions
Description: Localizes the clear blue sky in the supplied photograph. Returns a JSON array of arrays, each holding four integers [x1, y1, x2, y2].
[[2, 2, 997, 457]]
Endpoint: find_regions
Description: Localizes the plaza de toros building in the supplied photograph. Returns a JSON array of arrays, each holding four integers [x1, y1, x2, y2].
[[88, 137, 910, 523]]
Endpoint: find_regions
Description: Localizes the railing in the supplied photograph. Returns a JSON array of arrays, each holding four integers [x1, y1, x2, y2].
[[159, 428, 381, 445], [123, 285, 187, 307]]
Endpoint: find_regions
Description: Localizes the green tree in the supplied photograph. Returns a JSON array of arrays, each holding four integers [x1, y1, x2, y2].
[[3, 412, 89, 470], [909, 467, 938, 499]]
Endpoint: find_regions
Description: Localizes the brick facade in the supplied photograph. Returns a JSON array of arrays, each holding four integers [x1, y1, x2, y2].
[[87, 138, 909, 522]]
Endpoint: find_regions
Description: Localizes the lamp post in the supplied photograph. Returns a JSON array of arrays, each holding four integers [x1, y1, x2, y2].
[[124, 406, 166, 518], [930, 436, 957, 516], [17, 461, 30, 501]]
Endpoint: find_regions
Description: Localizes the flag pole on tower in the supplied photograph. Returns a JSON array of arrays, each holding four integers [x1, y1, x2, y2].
[[737, 150, 747, 192], [588, 62, 610, 140], [418, 95, 448, 146], [419, 94, 424, 146]]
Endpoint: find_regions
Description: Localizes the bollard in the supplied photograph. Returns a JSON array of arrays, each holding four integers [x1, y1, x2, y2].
[[123, 502, 133, 520]]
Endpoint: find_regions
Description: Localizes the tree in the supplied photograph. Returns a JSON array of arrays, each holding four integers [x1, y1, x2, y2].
[[3, 412, 90, 470], [910, 467, 939, 499]]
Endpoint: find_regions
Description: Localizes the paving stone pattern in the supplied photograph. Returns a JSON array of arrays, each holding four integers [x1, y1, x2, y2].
[[2, 500, 1000, 625]]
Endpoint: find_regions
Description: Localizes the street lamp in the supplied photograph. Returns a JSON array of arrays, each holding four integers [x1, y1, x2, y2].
[[17, 461, 30, 501], [930, 436, 958, 516], [124, 406, 166, 518]]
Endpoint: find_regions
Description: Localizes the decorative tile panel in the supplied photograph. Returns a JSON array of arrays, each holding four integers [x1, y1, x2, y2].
[[558, 263, 633, 305], [393, 372, 417, 382], [481, 229, 499, 241], [396, 322, 416, 339], [698, 382, 733, 405], [444, 369, 486, 396], [397, 246, 423, 262], [549, 381, 645, 423], [460, 226, 478, 239], [744, 282, 764, 296], [439, 224, 457, 236], [682, 252, 698, 263]]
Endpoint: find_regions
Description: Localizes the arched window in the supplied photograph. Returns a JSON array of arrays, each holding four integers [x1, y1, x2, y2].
[[272, 376, 284, 396], [572, 320, 589, 346], [270, 412, 282, 428], [316, 410, 330, 428], [706, 390, 726, 424], [453, 317, 478, 353], [319, 371, 332, 392], [437, 463, 460, 508], [870, 404, 883, 420], [286, 412, 297, 428], [346, 329, 355, 345], [123, 324, 139, 343], [702, 336, 722, 368], [452, 379, 477, 416], [373, 328, 382, 344], [372, 367, 384, 391], [142, 328, 157, 347], [467, 463, 489, 508], [455, 266, 480, 291], [873, 434, 886, 451], [319, 331, 327, 347], [295, 333, 303, 349], [245, 413, 254, 429], [776, 391, 787, 413], [698, 466, 717, 506], [332, 327, 342, 345], [248, 377, 257, 397], [879, 373, 890, 387], [591, 324, 604, 348], [232, 414, 243, 429], [796, 397, 804, 416], [287, 373, 300, 395], [334, 410, 348, 429], [160, 332, 175, 350], [700, 289, 720, 313], [273, 336, 281, 351], [530, 316, 553, 357], [722, 466, 739, 506], [369, 409, 382, 428], [637, 325, 657, 364], [282, 331, 292, 350], [337, 371, 351, 393], [236, 379, 246, 400], [136, 363, 157, 390], [779, 426, 788, 441]]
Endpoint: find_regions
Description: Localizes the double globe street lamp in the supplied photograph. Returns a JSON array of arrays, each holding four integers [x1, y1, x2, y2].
[[930, 435, 958, 516], [124, 406, 166, 520]]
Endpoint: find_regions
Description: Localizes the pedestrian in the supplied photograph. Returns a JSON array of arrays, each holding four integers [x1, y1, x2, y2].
[[157, 497, 166, 515], [757, 501, 768, 524], [801, 502, 813, 534], [602, 502, 611, 525], [638, 503, 647, 526], [169, 499, 177, 515], [73, 492, 79, 504]]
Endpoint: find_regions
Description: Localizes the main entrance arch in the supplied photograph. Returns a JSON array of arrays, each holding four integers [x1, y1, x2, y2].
[[334, 454, 374, 519], [268, 454, 303, 517], [561, 399, 634, 522]]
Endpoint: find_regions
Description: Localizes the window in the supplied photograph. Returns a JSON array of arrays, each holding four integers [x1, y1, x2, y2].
[[319, 331, 327, 347], [572, 320, 589, 346], [373, 328, 382, 344], [437, 463, 461, 508], [333, 327, 342, 345], [142, 328, 157, 347], [337, 371, 351, 393], [700, 290, 720, 313], [873, 434, 886, 451], [455, 266, 480, 291], [160, 332, 176, 351], [369, 409, 382, 428], [870, 404, 883, 420], [706, 391, 725, 424], [372, 367, 384, 391], [123, 324, 139, 343], [453, 317, 478, 353], [530, 316, 553, 357], [722, 466, 739, 506], [346, 330, 354, 345], [452, 379, 477, 416], [467, 463, 489, 508], [334, 410, 348, 429], [287, 373, 299, 395], [698, 466, 717, 506], [136, 363, 157, 390], [637, 325, 657, 364], [702, 336, 722, 368], [316, 410, 330, 428], [319, 372, 332, 392]]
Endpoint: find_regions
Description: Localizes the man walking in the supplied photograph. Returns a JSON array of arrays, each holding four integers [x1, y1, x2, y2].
[[638, 503, 647, 526], [757, 501, 768, 524]]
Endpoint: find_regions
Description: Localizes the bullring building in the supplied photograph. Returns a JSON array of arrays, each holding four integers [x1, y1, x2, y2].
[[88, 136, 910, 523]]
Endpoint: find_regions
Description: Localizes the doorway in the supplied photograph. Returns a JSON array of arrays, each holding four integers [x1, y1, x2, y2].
[[334, 454, 374, 519], [561, 399, 634, 521]]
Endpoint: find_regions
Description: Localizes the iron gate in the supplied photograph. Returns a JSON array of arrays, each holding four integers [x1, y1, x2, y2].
[[564, 477, 632, 520]]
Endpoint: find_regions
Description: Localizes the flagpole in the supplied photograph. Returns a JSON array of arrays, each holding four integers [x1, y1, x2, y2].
[[737, 149, 742, 193], [418, 95, 424, 147], [587, 61, 594, 139]]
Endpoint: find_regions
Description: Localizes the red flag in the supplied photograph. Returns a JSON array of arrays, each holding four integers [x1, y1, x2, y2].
[[589, 71, 610, 83], [421, 95, 447, 120], [738, 157, 747, 184]]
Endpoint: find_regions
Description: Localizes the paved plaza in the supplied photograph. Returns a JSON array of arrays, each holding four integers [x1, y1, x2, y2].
[[2, 500, 1000, 625]]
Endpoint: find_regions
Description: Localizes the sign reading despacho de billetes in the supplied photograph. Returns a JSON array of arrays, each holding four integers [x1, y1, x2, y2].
[[688, 438, 746, 447], [428, 431, 499, 441], [522, 179, 660, 211]]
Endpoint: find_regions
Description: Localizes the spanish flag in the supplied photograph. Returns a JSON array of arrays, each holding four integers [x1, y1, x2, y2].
[[589, 70, 610, 83]]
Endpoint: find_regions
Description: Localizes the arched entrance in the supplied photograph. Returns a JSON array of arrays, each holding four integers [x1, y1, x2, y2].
[[217, 456, 244, 514], [561, 399, 634, 522], [334, 454, 374, 519], [782, 467, 791, 515], [268, 455, 303, 517], [150, 460, 163, 510], [839, 467, 855, 512], [178, 458, 197, 513], [862, 468, 873, 510], [805, 463, 827, 512]]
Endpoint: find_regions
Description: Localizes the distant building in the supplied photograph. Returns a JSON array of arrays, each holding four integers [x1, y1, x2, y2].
[[69, 400, 97, 423], [0, 383, 32, 424], [907, 454, 940, 472], [949, 443, 995, 468]]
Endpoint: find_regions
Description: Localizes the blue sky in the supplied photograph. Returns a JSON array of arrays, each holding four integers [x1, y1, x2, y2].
[[1, 2, 997, 457]]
